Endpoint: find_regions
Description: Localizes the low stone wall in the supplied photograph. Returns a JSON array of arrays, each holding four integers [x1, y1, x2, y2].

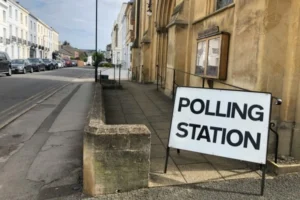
[[83, 84, 151, 196]]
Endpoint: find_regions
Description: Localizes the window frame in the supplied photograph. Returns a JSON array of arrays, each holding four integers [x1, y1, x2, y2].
[[3, 10, 6, 22], [9, 6, 12, 18]]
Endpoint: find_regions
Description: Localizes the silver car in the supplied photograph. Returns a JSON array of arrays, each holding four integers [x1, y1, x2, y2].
[[11, 59, 34, 74]]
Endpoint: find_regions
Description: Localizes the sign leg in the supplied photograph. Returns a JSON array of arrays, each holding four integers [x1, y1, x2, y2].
[[261, 165, 266, 196], [164, 147, 170, 173]]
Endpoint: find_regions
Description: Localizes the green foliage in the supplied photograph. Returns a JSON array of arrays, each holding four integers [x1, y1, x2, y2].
[[79, 52, 87, 61], [63, 41, 70, 45], [92, 52, 104, 67], [83, 58, 88, 62]]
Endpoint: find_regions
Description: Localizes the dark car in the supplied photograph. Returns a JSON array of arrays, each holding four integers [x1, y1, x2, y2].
[[28, 58, 46, 72], [0, 51, 12, 76], [64, 59, 72, 67], [11, 59, 34, 74], [42, 59, 54, 70], [52, 60, 58, 69]]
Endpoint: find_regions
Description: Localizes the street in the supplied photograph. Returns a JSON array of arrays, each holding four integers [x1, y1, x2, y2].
[[0, 67, 94, 200]]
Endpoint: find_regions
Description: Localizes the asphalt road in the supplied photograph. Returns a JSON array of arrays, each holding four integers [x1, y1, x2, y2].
[[0, 67, 93, 112], [0, 67, 94, 200]]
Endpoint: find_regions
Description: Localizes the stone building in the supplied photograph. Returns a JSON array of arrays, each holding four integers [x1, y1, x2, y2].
[[111, 3, 127, 66], [131, 0, 300, 159]]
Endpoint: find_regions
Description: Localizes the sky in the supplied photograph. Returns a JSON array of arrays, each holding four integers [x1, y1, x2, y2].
[[19, 0, 126, 50]]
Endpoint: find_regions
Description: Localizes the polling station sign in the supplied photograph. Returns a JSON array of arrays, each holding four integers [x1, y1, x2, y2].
[[168, 87, 272, 164]]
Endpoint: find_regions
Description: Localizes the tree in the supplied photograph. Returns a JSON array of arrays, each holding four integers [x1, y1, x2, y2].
[[79, 52, 87, 61], [63, 41, 70, 45], [92, 52, 104, 67]]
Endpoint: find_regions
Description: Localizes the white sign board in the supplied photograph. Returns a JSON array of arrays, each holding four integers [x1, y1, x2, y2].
[[168, 87, 272, 164]]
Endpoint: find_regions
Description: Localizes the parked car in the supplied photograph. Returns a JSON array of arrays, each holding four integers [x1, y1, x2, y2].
[[64, 59, 72, 67], [0, 51, 12, 76], [42, 59, 54, 70], [71, 60, 77, 67], [57, 61, 63, 68], [28, 58, 46, 72], [61, 60, 66, 67], [51, 60, 58, 69], [11, 59, 34, 74]]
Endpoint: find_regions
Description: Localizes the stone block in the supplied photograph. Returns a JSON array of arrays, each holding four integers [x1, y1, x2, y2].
[[83, 84, 151, 196], [83, 125, 151, 196]]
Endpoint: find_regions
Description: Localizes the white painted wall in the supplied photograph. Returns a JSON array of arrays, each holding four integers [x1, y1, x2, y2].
[[111, 3, 127, 66], [0, 0, 8, 53]]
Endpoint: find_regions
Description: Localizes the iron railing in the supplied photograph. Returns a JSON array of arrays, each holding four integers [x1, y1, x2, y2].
[[156, 65, 282, 163]]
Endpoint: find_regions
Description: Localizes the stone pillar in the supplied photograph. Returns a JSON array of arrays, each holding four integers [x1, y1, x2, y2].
[[292, 83, 300, 159], [278, 1, 300, 156]]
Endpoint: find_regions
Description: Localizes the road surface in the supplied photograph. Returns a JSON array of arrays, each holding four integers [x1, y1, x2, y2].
[[0, 67, 94, 200]]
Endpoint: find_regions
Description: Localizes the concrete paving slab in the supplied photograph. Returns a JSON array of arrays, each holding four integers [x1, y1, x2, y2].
[[143, 111, 165, 117], [149, 158, 186, 187], [161, 138, 169, 148], [151, 122, 170, 130], [122, 108, 143, 114], [49, 83, 93, 132], [151, 144, 167, 158], [217, 169, 261, 180], [178, 163, 223, 183], [155, 129, 171, 139], [204, 155, 248, 170], [151, 133, 162, 145], [170, 150, 208, 165], [147, 115, 170, 123]]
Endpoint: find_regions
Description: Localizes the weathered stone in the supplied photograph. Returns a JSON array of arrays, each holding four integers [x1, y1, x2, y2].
[[83, 84, 151, 196]]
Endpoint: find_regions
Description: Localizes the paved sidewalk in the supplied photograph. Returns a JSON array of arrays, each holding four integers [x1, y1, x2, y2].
[[103, 81, 266, 187]]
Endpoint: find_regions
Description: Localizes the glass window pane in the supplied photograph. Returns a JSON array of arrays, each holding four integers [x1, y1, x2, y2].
[[207, 37, 221, 77], [216, 0, 233, 10], [195, 41, 206, 75]]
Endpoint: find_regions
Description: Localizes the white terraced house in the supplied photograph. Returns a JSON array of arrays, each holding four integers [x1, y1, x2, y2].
[[0, 0, 8, 53], [0, 0, 59, 59]]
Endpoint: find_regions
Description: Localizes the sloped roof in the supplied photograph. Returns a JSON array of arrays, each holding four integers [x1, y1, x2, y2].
[[59, 48, 72, 56]]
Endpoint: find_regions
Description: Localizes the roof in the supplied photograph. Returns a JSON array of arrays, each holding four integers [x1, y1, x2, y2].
[[61, 45, 80, 55], [59, 48, 72, 56]]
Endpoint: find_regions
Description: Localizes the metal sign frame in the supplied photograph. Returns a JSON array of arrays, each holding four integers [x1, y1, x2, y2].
[[164, 86, 273, 196]]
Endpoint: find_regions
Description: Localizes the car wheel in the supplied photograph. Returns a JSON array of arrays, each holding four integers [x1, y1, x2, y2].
[[37, 67, 40, 72], [6, 68, 12, 76], [23, 68, 26, 74]]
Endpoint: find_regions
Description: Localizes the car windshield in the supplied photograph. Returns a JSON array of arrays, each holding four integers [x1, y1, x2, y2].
[[12, 59, 25, 64], [28, 59, 39, 63], [43, 59, 50, 63]]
